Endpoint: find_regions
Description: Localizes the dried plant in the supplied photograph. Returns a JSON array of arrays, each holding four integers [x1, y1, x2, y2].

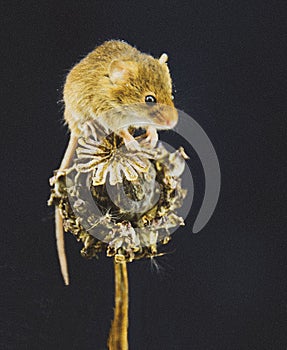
[[49, 126, 188, 349]]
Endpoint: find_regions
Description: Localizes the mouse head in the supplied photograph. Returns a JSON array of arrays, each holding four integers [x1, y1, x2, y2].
[[107, 53, 178, 129]]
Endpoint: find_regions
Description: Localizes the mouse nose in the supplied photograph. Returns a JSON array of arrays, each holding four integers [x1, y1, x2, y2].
[[158, 104, 178, 129], [167, 108, 178, 128], [167, 119, 177, 128]]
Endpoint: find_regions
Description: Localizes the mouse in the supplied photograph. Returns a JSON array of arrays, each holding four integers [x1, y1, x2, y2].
[[52, 40, 178, 285], [64, 39, 177, 147]]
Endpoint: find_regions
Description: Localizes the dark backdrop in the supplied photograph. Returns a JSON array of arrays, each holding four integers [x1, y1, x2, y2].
[[1, 1, 286, 349]]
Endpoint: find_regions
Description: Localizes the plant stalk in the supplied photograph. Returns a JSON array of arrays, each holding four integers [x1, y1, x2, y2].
[[108, 259, 129, 350]]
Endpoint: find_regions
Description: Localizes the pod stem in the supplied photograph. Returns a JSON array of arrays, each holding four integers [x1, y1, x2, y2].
[[108, 259, 129, 350]]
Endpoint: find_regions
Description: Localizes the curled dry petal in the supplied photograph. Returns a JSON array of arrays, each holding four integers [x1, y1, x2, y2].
[[109, 162, 124, 186], [92, 161, 110, 186], [119, 157, 140, 182], [126, 155, 150, 172]]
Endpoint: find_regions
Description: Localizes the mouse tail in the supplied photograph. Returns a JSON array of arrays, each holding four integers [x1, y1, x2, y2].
[[55, 207, 69, 285]]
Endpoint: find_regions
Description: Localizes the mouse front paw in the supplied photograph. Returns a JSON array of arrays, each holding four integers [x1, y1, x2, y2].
[[118, 128, 142, 151], [141, 126, 158, 149]]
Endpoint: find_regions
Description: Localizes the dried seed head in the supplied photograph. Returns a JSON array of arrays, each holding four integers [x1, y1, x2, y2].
[[49, 126, 188, 262]]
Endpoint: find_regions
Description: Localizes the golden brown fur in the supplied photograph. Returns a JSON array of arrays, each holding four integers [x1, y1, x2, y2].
[[55, 40, 177, 285], [63, 40, 177, 135]]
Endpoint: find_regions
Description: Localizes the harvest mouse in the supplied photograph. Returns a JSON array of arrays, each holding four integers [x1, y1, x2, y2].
[[53, 40, 178, 285]]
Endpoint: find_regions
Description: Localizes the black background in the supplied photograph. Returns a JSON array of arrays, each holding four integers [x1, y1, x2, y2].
[[1, 1, 286, 349]]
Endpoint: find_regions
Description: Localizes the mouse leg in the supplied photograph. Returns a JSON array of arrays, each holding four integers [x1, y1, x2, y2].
[[142, 125, 158, 149], [118, 128, 141, 150], [52, 133, 78, 285]]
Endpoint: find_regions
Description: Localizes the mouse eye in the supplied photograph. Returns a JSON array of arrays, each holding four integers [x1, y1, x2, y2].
[[145, 95, 157, 104]]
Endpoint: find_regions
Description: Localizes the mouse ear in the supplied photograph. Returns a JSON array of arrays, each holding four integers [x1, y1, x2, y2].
[[108, 60, 138, 84], [159, 53, 168, 64]]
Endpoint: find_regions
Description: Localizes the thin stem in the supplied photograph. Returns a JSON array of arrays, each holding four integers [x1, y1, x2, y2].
[[108, 259, 129, 350]]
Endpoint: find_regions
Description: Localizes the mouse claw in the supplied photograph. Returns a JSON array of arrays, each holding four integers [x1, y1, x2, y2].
[[118, 128, 141, 151], [141, 126, 158, 149]]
